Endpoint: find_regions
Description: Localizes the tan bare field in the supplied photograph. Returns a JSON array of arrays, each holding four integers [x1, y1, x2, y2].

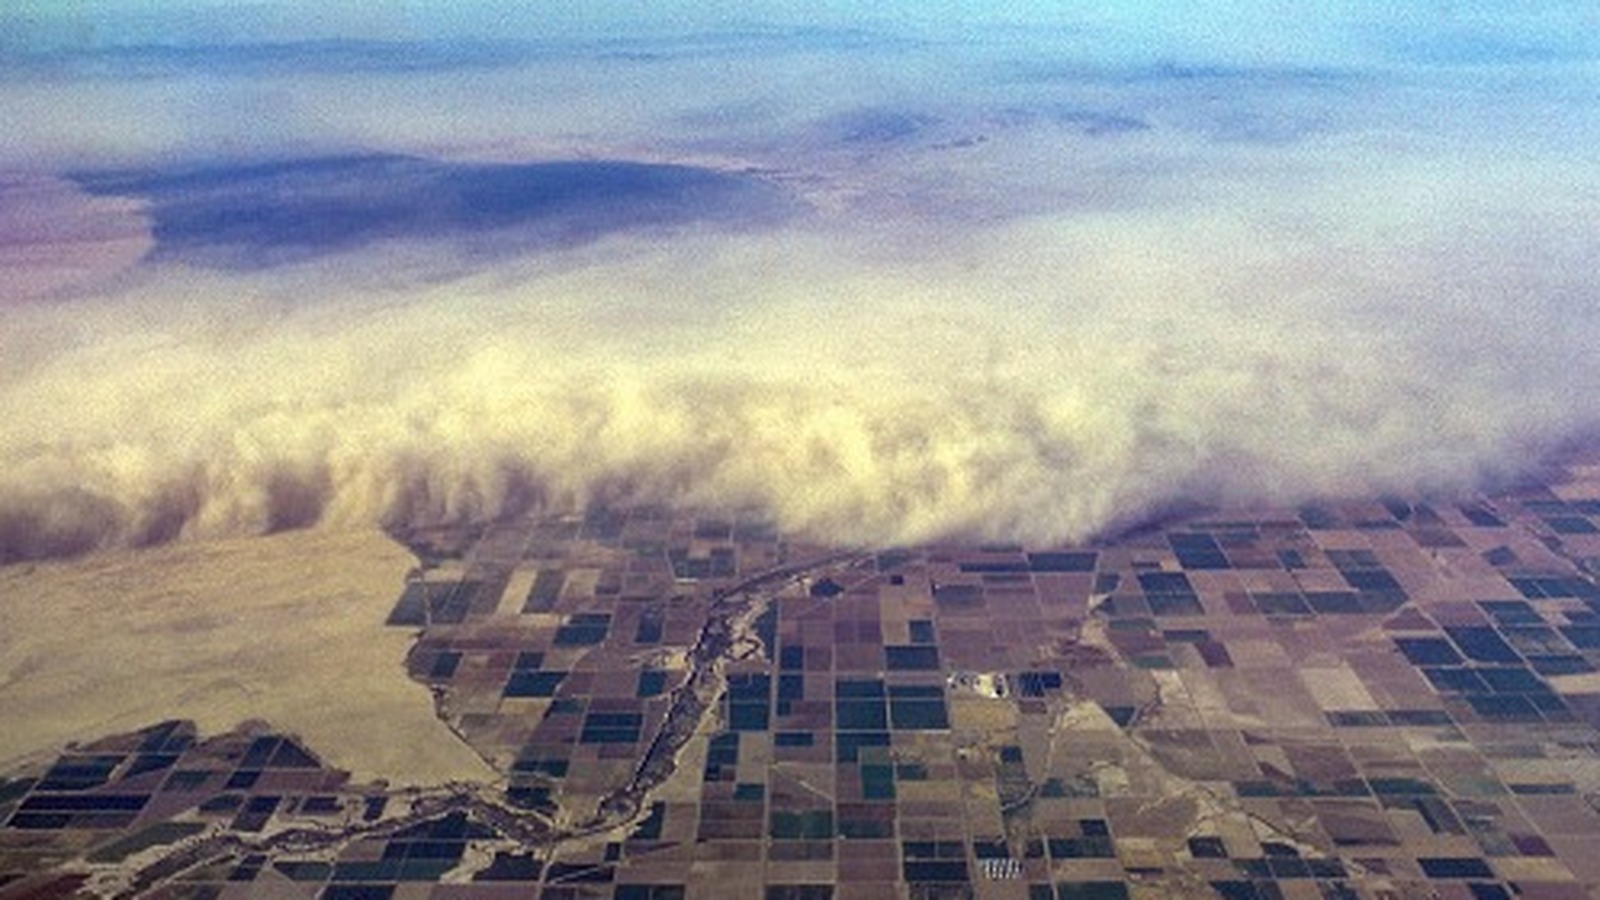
[[0, 527, 494, 787]]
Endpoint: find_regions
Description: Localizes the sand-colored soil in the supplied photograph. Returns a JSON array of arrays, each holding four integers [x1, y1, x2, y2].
[[0, 528, 494, 787], [0, 173, 151, 305]]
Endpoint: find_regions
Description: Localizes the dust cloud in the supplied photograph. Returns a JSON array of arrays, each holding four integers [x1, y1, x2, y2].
[[2, 24, 1598, 562]]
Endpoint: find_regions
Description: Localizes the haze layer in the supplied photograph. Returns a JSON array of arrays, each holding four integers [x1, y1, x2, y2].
[[2, 7, 1598, 561]]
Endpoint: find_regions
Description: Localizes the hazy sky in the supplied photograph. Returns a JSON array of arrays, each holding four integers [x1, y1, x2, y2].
[[1, 2, 1597, 560], [7, 2, 1599, 65]]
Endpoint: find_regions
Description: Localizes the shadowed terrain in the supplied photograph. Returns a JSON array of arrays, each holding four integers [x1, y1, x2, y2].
[[72, 155, 792, 269]]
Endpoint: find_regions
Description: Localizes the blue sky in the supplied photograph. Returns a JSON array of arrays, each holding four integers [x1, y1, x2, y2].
[[6, 0, 1598, 69]]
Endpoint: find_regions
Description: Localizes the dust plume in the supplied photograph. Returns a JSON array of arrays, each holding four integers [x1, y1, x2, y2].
[[2, 20, 1598, 562]]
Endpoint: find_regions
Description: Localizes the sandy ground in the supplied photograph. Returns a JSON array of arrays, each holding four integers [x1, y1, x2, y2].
[[0, 173, 151, 305], [0, 528, 495, 788]]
